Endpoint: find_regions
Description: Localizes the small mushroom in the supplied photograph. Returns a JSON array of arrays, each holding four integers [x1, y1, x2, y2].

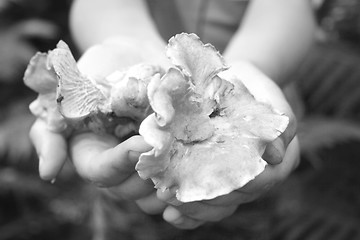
[[23, 41, 163, 138]]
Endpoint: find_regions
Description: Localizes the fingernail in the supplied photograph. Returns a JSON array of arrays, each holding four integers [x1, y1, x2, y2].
[[263, 140, 285, 164]]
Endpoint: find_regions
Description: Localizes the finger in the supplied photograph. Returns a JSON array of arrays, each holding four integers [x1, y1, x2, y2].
[[157, 188, 237, 221], [29, 119, 67, 180], [163, 206, 204, 229], [173, 202, 238, 222], [136, 192, 167, 215], [106, 173, 155, 200], [70, 134, 152, 187], [262, 137, 286, 165], [204, 190, 259, 206], [241, 137, 300, 194]]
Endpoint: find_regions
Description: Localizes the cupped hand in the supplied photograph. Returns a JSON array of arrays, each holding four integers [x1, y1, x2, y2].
[[227, 61, 298, 165], [29, 38, 170, 208], [156, 61, 300, 229]]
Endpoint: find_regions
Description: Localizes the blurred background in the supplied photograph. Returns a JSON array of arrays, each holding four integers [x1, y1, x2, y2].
[[0, 0, 360, 239]]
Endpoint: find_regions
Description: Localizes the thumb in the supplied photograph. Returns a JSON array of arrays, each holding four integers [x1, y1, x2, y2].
[[262, 137, 286, 164], [70, 134, 151, 187], [262, 114, 297, 164]]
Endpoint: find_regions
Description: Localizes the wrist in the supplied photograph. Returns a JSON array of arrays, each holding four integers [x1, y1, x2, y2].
[[103, 36, 170, 69], [77, 35, 171, 78]]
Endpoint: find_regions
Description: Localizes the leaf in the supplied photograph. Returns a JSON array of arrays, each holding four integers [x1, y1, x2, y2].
[[298, 117, 360, 162], [0, 19, 58, 82], [137, 33, 289, 202]]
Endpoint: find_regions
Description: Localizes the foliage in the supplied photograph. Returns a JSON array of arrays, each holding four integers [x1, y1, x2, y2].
[[1, 0, 360, 239]]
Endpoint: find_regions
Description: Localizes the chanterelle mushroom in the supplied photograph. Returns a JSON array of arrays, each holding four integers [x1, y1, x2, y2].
[[136, 33, 289, 202], [24, 41, 163, 139], [24, 33, 289, 203]]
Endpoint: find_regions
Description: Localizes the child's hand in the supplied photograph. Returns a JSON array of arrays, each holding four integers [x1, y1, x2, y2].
[[156, 138, 299, 229], [29, 38, 169, 199], [228, 61, 298, 166], [30, 118, 68, 180], [155, 61, 300, 229], [30, 117, 169, 216], [70, 132, 160, 199]]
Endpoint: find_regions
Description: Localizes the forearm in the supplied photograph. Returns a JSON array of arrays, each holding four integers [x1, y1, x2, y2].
[[223, 0, 317, 86], [69, 0, 165, 53]]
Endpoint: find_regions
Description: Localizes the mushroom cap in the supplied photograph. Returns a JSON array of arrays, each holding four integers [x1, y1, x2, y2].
[[137, 33, 289, 202], [23, 41, 163, 138]]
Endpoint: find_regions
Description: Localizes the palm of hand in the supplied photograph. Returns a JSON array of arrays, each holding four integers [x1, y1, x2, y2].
[[30, 42, 299, 230], [154, 62, 300, 229]]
